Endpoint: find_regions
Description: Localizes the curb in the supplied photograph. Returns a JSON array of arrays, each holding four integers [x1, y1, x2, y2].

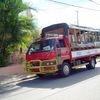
[[0, 74, 36, 86]]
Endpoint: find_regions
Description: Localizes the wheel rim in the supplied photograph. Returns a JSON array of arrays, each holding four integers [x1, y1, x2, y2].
[[63, 65, 70, 76], [91, 58, 95, 68]]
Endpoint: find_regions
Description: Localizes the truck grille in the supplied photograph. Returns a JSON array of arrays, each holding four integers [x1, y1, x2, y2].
[[30, 61, 40, 66]]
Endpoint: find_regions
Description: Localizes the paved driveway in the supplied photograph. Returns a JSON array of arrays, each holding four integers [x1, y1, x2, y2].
[[0, 64, 24, 75], [0, 64, 25, 84]]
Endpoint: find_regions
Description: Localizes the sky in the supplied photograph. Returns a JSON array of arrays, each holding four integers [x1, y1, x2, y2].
[[23, 0, 100, 29]]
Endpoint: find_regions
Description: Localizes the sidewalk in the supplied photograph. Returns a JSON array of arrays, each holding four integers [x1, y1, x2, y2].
[[0, 64, 34, 85]]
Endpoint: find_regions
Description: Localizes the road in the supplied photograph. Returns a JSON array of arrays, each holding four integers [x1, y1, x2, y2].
[[0, 61, 100, 100]]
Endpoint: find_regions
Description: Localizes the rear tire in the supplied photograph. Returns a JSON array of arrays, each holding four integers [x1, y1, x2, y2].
[[59, 62, 71, 77], [86, 58, 96, 70]]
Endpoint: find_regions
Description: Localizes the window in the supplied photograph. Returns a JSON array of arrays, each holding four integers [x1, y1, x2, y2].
[[28, 39, 55, 54], [57, 39, 66, 48]]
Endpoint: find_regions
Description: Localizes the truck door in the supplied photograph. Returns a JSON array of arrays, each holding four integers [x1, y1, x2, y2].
[[57, 39, 68, 64]]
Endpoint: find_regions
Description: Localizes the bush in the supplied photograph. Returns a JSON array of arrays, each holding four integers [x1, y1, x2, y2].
[[0, 54, 9, 67]]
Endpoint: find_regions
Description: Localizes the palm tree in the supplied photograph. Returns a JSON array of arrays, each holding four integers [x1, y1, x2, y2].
[[0, 0, 37, 66]]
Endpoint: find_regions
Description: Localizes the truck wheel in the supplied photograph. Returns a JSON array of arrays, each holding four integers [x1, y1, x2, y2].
[[86, 58, 96, 70], [59, 62, 71, 77], [36, 74, 45, 78]]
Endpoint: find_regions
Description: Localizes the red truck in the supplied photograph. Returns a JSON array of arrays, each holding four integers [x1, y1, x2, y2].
[[25, 23, 100, 77]]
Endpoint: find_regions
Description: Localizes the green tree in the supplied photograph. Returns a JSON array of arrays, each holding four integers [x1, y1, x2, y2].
[[0, 0, 37, 66]]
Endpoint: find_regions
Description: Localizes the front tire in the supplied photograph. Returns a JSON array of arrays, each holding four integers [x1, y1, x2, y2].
[[59, 62, 71, 77], [86, 58, 96, 70], [36, 74, 45, 78]]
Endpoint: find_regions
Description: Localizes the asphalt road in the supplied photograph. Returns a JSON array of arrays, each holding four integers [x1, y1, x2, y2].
[[0, 61, 100, 100]]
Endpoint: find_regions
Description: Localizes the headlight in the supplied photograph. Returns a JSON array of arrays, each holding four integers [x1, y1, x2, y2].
[[42, 60, 56, 66]]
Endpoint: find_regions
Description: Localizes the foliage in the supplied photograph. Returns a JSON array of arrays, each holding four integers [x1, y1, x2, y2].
[[0, 0, 37, 66], [32, 29, 40, 42]]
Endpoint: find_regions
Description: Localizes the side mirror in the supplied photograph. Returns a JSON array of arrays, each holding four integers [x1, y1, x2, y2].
[[53, 46, 57, 54], [57, 48, 61, 56]]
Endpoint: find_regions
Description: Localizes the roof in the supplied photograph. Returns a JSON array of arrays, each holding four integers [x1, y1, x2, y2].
[[41, 23, 69, 38], [41, 23, 100, 38], [69, 24, 100, 32]]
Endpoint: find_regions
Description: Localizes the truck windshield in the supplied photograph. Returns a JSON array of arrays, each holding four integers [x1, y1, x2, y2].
[[28, 39, 55, 54]]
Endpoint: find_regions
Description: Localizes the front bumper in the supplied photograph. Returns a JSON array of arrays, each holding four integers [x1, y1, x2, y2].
[[25, 60, 58, 74]]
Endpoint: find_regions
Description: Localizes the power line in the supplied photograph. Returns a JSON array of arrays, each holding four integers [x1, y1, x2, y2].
[[47, 0, 100, 11], [89, 0, 100, 5]]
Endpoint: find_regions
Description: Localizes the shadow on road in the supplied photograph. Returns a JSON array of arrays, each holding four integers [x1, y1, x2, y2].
[[17, 67, 100, 89]]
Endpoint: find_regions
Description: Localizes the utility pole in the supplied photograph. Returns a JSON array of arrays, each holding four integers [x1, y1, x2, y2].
[[76, 10, 79, 25]]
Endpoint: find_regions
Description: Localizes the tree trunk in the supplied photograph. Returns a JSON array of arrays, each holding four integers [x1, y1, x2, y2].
[[0, 45, 8, 67]]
